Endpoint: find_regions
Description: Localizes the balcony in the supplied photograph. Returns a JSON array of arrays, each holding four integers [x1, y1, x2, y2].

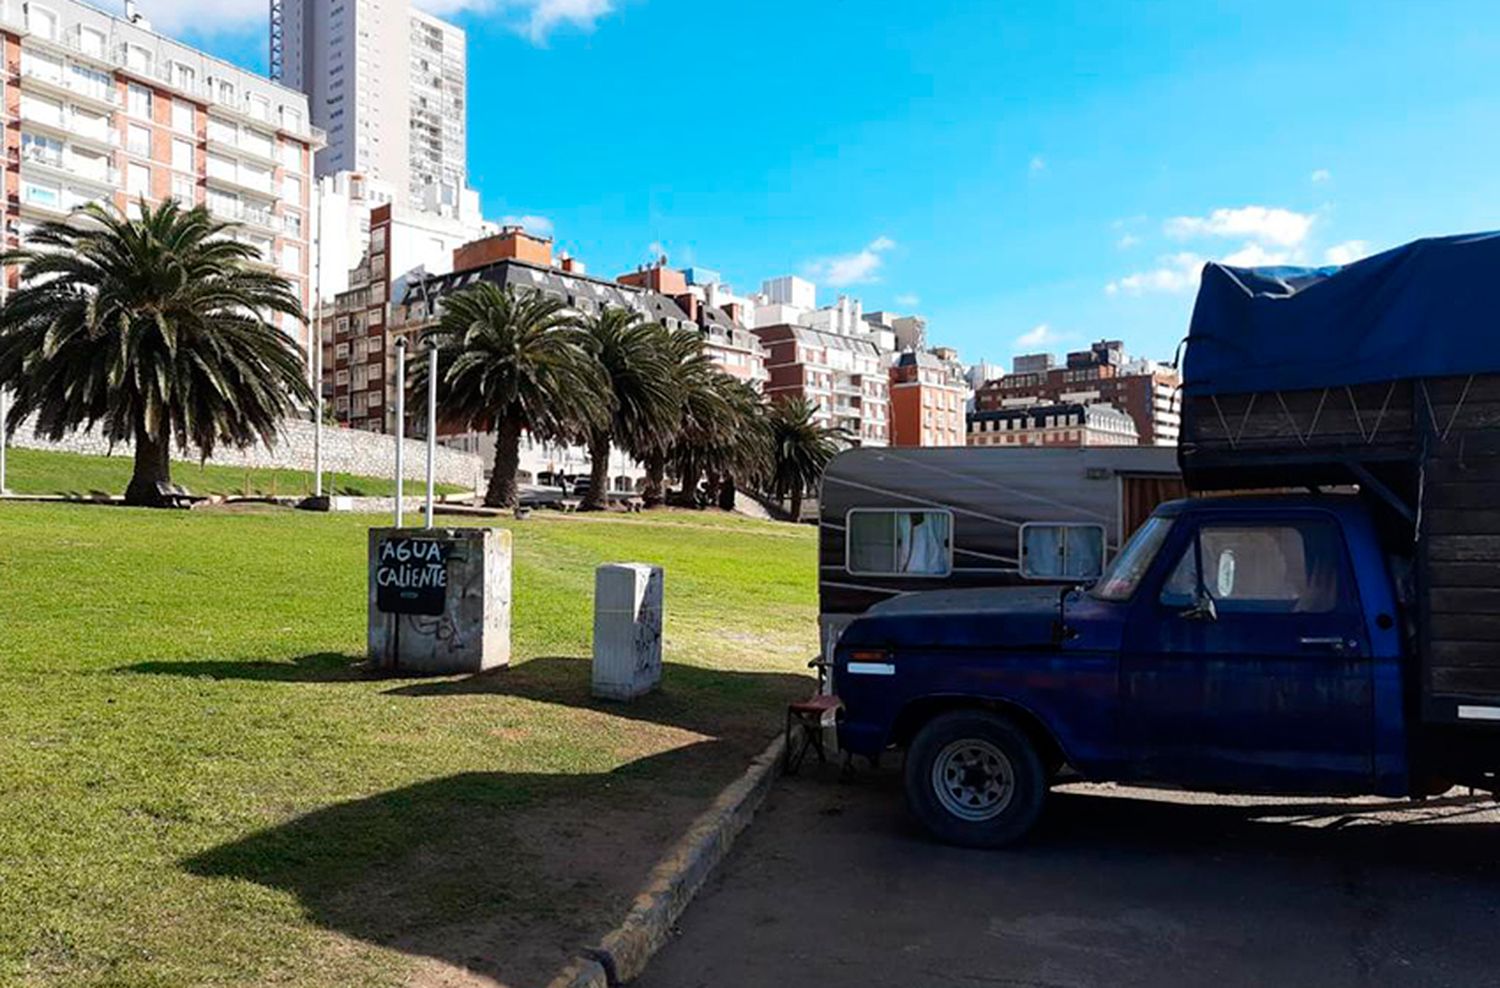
[[16, 144, 120, 189], [15, 60, 120, 112], [206, 197, 277, 233], [204, 168, 277, 202]]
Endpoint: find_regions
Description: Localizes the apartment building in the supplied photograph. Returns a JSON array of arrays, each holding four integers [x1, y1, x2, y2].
[[888, 350, 967, 447], [276, 0, 467, 212], [617, 260, 767, 387], [967, 401, 1140, 448], [324, 204, 502, 431], [754, 323, 889, 447], [974, 340, 1181, 445], [4, 0, 321, 350]]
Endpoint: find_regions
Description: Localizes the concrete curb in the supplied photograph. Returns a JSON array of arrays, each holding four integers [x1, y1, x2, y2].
[[543, 734, 787, 988]]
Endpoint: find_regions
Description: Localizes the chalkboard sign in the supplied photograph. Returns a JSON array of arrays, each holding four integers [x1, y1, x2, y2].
[[376, 537, 451, 615]]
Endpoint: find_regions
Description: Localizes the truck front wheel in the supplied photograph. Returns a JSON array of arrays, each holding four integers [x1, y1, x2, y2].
[[904, 710, 1047, 847]]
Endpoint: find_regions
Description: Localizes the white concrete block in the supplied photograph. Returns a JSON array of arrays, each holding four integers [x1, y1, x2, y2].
[[592, 563, 664, 701]]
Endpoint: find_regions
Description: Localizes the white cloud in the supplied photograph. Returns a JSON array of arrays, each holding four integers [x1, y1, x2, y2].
[[894, 293, 921, 307], [1015, 324, 1061, 348], [806, 236, 897, 287], [1106, 253, 1205, 296], [498, 214, 554, 236], [1310, 168, 1332, 184], [1029, 155, 1047, 176], [1116, 234, 1140, 249], [1165, 206, 1314, 248], [122, 0, 615, 43], [1219, 242, 1292, 268], [1324, 240, 1370, 265]]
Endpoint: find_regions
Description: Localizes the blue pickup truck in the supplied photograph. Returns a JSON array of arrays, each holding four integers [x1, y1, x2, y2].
[[833, 233, 1500, 845]]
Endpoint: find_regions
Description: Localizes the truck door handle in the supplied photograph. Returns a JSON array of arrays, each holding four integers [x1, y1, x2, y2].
[[1299, 636, 1352, 653]]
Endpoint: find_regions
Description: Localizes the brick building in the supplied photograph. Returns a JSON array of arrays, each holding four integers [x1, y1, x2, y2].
[[974, 340, 1180, 445], [4, 0, 321, 351], [754, 323, 889, 446], [967, 401, 1139, 447], [888, 350, 966, 447]]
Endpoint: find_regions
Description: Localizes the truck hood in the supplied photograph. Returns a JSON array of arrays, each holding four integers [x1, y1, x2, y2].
[[841, 585, 1065, 652]]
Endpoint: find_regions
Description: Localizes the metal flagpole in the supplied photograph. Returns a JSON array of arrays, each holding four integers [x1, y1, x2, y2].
[[425, 342, 438, 529], [394, 338, 407, 527]]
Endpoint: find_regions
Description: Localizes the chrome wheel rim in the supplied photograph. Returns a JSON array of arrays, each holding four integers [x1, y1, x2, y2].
[[931, 738, 1014, 822]]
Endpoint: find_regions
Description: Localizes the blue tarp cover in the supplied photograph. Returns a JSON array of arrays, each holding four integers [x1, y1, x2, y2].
[[1182, 231, 1500, 396]]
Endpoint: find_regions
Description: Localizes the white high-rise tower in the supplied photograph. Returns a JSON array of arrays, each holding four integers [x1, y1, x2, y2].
[[273, 0, 467, 212]]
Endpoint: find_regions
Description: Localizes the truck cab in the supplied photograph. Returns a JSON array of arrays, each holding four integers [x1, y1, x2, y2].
[[833, 494, 1414, 847]]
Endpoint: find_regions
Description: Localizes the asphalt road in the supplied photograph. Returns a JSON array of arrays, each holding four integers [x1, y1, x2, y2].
[[638, 766, 1500, 988]]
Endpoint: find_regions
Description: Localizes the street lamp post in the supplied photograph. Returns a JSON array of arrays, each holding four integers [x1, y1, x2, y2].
[[312, 310, 323, 499], [394, 337, 407, 527], [425, 341, 438, 529]]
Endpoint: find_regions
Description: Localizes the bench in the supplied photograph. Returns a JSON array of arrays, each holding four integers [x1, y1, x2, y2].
[[156, 481, 204, 509]]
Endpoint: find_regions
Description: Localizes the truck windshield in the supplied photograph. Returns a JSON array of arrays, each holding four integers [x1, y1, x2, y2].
[[1090, 515, 1175, 601]]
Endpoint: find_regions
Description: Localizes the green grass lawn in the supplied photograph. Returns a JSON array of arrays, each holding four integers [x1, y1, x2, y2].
[[0, 503, 816, 988], [3, 446, 466, 498]]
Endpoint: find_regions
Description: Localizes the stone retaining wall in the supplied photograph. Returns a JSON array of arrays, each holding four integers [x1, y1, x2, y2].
[[8, 415, 485, 490]]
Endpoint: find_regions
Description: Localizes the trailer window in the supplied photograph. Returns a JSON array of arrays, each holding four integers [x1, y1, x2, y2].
[[847, 510, 953, 577], [1020, 523, 1107, 581]]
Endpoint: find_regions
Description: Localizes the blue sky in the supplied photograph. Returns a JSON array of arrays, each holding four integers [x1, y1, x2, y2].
[[135, 0, 1499, 368]]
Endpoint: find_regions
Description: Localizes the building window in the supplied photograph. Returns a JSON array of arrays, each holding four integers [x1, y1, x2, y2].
[[172, 99, 194, 133], [127, 83, 152, 119], [1019, 524, 1106, 581], [128, 124, 151, 157], [846, 509, 953, 577], [126, 162, 150, 197], [171, 173, 195, 204], [171, 138, 193, 171], [26, 4, 58, 38]]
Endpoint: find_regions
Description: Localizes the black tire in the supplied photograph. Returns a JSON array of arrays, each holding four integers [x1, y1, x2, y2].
[[903, 709, 1047, 848]]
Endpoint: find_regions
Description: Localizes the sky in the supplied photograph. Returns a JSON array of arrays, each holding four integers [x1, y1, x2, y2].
[[121, 0, 1500, 368]]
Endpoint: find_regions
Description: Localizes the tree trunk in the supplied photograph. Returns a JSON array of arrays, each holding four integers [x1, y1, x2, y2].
[[581, 433, 611, 511], [485, 415, 524, 508], [717, 476, 737, 512], [789, 486, 804, 524], [124, 425, 172, 507], [642, 453, 667, 508]]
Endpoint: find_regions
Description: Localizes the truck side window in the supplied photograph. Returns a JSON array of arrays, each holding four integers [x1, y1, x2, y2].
[[847, 510, 953, 576], [1159, 521, 1345, 614], [1020, 524, 1106, 581]]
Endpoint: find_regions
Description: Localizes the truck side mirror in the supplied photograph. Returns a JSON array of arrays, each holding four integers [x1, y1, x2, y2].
[[1180, 592, 1218, 622]]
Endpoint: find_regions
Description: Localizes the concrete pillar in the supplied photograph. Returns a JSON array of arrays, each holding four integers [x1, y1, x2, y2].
[[592, 563, 663, 701], [367, 527, 511, 674]]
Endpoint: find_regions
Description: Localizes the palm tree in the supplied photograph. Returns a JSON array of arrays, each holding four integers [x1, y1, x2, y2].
[[412, 282, 601, 508], [767, 397, 848, 521], [673, 374, 771, 508], [575, 306, 676, 511], [0, 201, 310, 507], [639, 328, 722, 508]]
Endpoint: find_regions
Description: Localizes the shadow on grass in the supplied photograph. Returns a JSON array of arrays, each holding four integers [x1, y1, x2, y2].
[[183, 740, 756, 987], [385, 656, 813, 740], [121, 652, 370, 683]]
